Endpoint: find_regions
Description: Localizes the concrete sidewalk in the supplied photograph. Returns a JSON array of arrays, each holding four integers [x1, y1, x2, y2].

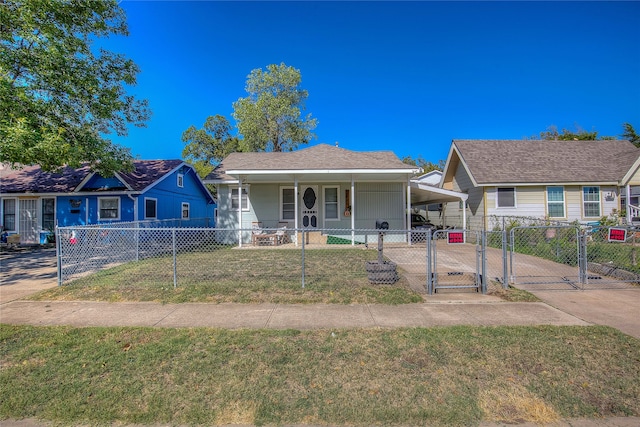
[[0, 300, 591, 329]]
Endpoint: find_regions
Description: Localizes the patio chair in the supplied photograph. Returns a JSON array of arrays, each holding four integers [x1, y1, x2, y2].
[[276, 222, 290, 244], [252, 222, 279, 246]]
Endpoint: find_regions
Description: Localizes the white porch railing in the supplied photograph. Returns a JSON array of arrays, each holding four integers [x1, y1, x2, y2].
[[629, 204, 640, 223]]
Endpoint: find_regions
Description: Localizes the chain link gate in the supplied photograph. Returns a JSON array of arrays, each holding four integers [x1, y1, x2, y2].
[[583, 226, 640, 289], [428, 229, 486, 294], [509, 226, 583, 290]]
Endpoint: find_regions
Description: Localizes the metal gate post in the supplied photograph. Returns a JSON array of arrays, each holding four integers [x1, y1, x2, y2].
[[301, 229, 305, 288], [172, 229, 177, 288], [578, 230, 587, 289], [55, 226, 63, 287], [426, 229, 432, 295], [501, 228, 509, 289], [481, 231, 487, 294]]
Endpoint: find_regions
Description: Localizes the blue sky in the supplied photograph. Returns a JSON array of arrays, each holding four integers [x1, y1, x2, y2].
[[106, 1, 640, 164]]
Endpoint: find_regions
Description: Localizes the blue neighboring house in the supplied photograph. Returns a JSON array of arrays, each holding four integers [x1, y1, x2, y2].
[[0, 160, 216, 245]]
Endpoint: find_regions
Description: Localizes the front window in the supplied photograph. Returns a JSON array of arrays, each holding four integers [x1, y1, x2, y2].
[[324, 186, 339, 220], [583, 186, 601, 218], [98, 197, 120, 221], [231, 187, 249, 211], [2, 199, 16, 231], [42, 198, 55, 230], [181, 202, 190, 219], [546, 187, 565, 218], [281, 187, 295, 221], [496, 187, 515, 208], [177, 173, 184, 188], [145, 198, 157, 219]]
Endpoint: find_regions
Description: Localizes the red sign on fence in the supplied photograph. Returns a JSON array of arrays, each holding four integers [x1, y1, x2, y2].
[[608, 228, 627, 242], [448, 231, 465, 244]]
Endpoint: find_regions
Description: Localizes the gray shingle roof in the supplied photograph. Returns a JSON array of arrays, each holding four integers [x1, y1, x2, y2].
[[206, 144, 415, 181], [0, 160, 184, 193], [452, 139, 639, 185]]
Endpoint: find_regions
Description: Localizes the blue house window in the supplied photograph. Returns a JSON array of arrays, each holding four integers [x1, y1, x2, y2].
[[181, 202, 190, 219], [42, 198, 55, 230], [98, 197, 120, 221], [145, 198, 157, 219], [177, 173, 184, 188]]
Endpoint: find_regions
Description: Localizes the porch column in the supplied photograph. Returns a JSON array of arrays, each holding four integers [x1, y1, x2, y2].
[[351, 176, 355, 245], [294, 176, 299, 246], [238, 178, 243, 248]]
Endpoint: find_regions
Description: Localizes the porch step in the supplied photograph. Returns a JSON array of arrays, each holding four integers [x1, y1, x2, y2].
[[297, 231, 327, 244]]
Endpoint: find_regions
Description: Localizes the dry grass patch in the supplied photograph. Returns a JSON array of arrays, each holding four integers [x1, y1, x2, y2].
[[479, 382, 560, 424]]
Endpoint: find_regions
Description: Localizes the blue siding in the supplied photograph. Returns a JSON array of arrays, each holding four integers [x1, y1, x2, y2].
[[53, 164, 214, 227]]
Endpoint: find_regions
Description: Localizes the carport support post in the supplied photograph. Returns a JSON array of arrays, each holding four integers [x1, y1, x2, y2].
[[426, 229, 433, 295]]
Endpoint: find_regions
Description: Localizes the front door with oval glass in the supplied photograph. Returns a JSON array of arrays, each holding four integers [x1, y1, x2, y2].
[[301, 185, 318, 229]]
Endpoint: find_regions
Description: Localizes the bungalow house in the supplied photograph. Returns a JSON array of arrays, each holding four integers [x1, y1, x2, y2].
[[0, 160, 215, 245], [205, 143, 467, 245], [440, 139, 640, 230]]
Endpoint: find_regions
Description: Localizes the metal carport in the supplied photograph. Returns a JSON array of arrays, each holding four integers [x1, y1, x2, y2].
[[409, 181, 468, 229]]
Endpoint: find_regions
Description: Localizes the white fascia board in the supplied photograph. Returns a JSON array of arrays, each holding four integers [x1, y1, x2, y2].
[[203, 178, 240, 185], [477, 181, 620, 187], [621, 157, 640, 186], [412, 182, 468, 200], [224, 168, 419, 175]]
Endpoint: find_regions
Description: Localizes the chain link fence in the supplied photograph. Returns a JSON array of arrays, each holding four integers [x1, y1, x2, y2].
[[55, 222, 639, 293]]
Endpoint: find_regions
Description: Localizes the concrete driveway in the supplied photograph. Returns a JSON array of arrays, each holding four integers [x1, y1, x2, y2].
[[0, 247, 58, 303]]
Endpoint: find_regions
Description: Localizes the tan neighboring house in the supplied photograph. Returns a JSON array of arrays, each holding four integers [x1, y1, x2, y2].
[[440, 139, 640, 230]]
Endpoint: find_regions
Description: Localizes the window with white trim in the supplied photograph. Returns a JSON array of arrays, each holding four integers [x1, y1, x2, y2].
[[2, 199, 16, 231], [145, 198, 157, 219], [280, 187, 295, 221], [546, 186, 565, 218], [181, 202, 190, 219], [583, 186, 601, 218], [42, 198, 55, 230], [496, 187, 516, 208], [177, 173, 184, 188], [231, 187, 249, 211], [324, 186, 339, 220], [98, 197, 120, 220]]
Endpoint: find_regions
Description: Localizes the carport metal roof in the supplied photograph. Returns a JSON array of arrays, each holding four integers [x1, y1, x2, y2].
[[410, 181, 468, 229]]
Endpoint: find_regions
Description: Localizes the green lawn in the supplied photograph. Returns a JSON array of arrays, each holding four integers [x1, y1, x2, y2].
[[39, 248, 424, 304], [1, 324, 638, 427]]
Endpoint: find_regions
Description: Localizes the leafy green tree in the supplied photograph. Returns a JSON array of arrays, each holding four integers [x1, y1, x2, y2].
[[0, 0, 150, 175], [181, 115, 241, 178], [232, 63, 317, 152], [539, 125, 600, 141], [402, 155, 445, 174], [622, 122, 639, 147]]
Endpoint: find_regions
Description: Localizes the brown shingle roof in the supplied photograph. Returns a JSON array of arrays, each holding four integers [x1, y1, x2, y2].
[[0, 160, 184, 193], [206, 144, 414, 180], [452, 139, 639, 185]]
